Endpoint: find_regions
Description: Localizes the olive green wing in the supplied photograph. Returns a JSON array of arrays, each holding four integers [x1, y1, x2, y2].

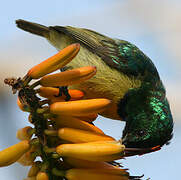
[[51, 26, 159, 79]]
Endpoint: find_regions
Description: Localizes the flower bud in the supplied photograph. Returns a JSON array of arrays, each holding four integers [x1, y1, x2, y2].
[[38, 87, 84, 100], [58, 128, 114, 143], [56, 141, 125, 162], [74, 114, 98, 123], [65, 157, 127, 173], [17, 148, 35, 166], [40, 66, 96, 87], [16, 126, 33, 140], [53, 115, 104, 134], [0, 140, 30, 167], [36, 172, 49, 180], [17, 97, 30, 112], [65, 168, 129, 180], [27, 43, 80, 79], [50, 99, 111, 116], [28, 162, 41, 177]]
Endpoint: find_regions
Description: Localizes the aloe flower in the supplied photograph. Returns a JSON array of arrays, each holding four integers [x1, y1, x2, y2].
[[3, 43, 144, 180]]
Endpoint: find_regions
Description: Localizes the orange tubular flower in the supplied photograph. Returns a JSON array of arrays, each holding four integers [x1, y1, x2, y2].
[[27, 43, 80, 79], [50, 99, 111, 116], [28, 162, 41, 177], [17, 147, 36, 166], [58, 128, 114, 143], [65, 157, 117, 169], [16, 126, 33, 140], [40, 66, 97, 87], [17, 97, 30, 112], [38, 87, 84, 100], [24, 177, 36, 180], [0, 140, 30, 167], [65, 157, 128, 175], [3, 41, 135, 179], [56, 141, 125, 162], [36, 172, 49, 180], [52, 115, 104, 134], [74, 113, 98, 123], [65, 168, 129, 180]]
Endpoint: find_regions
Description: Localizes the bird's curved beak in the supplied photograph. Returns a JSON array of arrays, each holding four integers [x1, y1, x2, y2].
[[124, 145, 161, 157], [122, 134, 161, 156]]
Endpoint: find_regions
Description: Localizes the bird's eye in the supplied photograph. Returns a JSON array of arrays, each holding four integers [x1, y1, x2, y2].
[[137, 130, 146, 137]]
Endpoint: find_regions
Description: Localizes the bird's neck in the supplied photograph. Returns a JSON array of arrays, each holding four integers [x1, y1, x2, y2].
[[117, 80, 166, 120]]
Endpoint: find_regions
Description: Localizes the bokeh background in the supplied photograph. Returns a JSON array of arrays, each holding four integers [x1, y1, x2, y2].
[[0, 0, 181, 179]]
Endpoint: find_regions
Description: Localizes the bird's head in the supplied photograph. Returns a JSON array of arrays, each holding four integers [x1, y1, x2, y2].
[[122, 110, 173, 149], [118, 87, 173, 150]]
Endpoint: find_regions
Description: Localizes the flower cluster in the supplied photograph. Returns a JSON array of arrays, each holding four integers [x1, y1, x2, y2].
[[3, 43, 143, 180]]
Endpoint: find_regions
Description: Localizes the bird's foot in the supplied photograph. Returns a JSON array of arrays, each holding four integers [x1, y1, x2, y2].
[[54, 67, 71, 101], [55, 86, 71, 101]]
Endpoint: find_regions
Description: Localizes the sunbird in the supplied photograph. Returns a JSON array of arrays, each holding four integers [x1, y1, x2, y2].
[[16, 19, 173, 149]]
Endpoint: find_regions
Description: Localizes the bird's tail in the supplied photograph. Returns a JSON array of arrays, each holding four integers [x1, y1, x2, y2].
[[16, 19, 49, 38]]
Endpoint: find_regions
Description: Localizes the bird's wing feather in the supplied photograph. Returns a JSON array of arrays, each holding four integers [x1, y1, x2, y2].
[[51, 26, 159, 79]]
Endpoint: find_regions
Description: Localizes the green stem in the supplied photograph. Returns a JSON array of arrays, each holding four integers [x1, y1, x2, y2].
[[28, 128, 36, 136], [30, 138, 40, 145], [29, 80, 40, 89], [43, 113, 56, 119], [39, 99, 50, 106], [44, 129, 58, 136], [22, 74, 32, 87], [52, 168, 65, 177], [51, 153, 61, 159], [43, 146, 56, 153], [36, 106, 49, 114]]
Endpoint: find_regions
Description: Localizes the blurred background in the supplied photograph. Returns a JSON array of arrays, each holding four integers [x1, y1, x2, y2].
[[0, 0, 180, 179]]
